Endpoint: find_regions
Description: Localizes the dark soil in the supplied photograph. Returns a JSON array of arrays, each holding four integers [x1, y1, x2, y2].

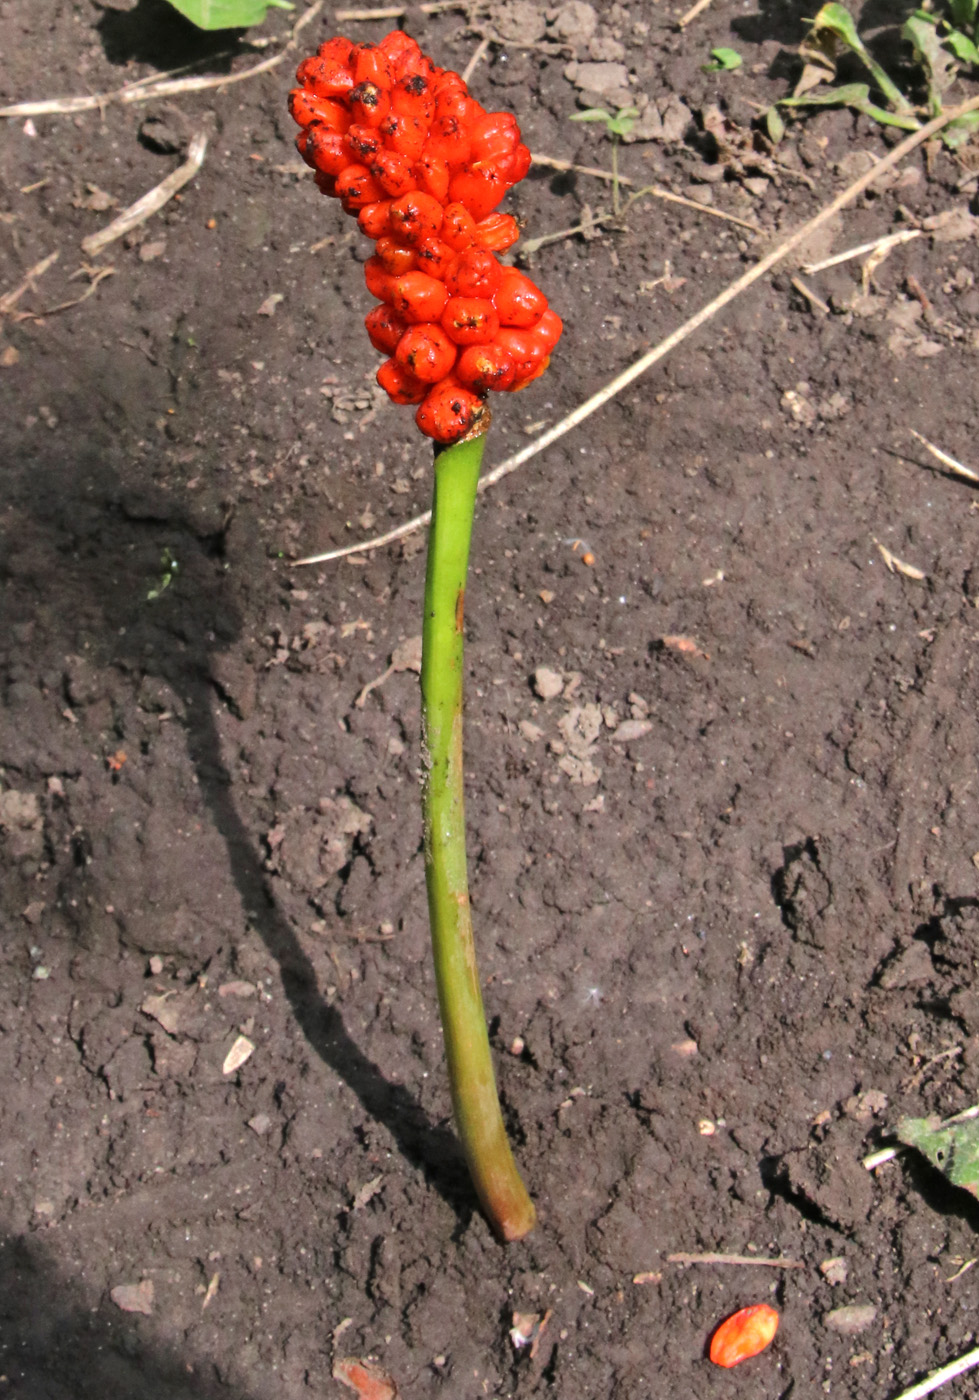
[[4, 1, 979, 1396]]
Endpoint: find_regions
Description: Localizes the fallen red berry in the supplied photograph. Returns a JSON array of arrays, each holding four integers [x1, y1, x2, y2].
[[709, 1305, 779, 1369]]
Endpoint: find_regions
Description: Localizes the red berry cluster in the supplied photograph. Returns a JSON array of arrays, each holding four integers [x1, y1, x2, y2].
[[289, 30, 562, 444]]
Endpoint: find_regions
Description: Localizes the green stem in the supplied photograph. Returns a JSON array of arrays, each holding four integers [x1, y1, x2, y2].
[[421, 427, 536, 1243]]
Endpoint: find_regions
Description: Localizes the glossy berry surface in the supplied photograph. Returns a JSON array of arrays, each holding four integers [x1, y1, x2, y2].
[[290, 29, 561, 443]]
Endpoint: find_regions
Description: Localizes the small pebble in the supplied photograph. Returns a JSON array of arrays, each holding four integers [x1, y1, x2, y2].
[[533, 666, 563, 700]]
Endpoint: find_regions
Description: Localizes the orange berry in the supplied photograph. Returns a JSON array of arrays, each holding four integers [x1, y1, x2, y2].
[[415, 377, 486, 443], [413, 151, 450, 203], [379, 112, 427, 162], [493, 326, 545, 382], [349, 80, 390, 128], [394, 324, 457, 383], [345, 123, 382, 162], [440, 296, 500, 346], [316, 36, 354, 66], [377, 357, 428, 405], [288, 88, 351, 131], [448, 165, 507, 221], [388, 270, 448, 323], [494, 267, 548, 327], [388, 190, 444, 245], [529, 307, 563, 354], [364, 255, 395, 302], [473, 212, 519, 252], [441, 203, 477, 251], [358, 201, 391, 240], [351, 43, 393, 90], [335, 164, 385, 211], [709, 1305, 779, 1369], [365, 303, 408, 354], [391, 73, 435, 125], [445, 247, 502, 298], [297, 126, 348, 176], [469, 111, 520, 162], [294, 55, 354, 101], [456, 342, 516, 393], [370, 149, 416, 198], [375, 236, 415, 274], [413, 236, 455, 280]]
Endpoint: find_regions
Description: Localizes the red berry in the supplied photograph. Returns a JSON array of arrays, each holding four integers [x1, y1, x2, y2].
[[377, 357, 428, 404], [415, 377, 487, 443], [455, 342, 516, 393], [388, 190, 444, 245], [494, 267, 548, 327], [441, 203, 476, 251], [288, 88, 351, 131], [493, 326, 546, 383], [351, 43, 393, 90], [473, 213, 519, 252], [335, 164, 385, 211], [445, 247, 502, 298], [379, 112, 427, 162], [529, 307, 563, 354], [448, 165, 507, 221], [389, 270, 448, 323], [295, 55, 354, 100], [470, 111, 520, 162], [349, 81, 390, 128], [370, 149, 416, 197], [377, 30, 419, 67], [375, 236, 415, 274], [440, 296, 500, 346], [510, 355, 550, 391], [317, 37, 354, 65], [364, 256, 394, 302], [413, 152, 450, 203], [345, 124, 382, 162], [413, 236, 455, 279], [365, 304, 408, 354], [394, 324, 457, 383], [358, 201, 391, 240], [390, 73, 435, 125], [297, 126, 348, 176]]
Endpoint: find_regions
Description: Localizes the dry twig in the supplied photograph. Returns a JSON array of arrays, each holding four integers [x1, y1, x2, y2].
[[803, 228, 922, 275], [0, 1, 323, 118], [909, 428, 979, 483], [891, 1343, 979, 1400], [668, 1252, 804, 1269], [81, 132, 208, 258], [678, 0, 714, 26], [293, 94, 979, 567], [531, 153, 636, 188], [0, 251, 60, 316]]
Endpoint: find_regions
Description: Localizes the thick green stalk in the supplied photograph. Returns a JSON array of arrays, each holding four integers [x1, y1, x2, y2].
[[421, 427, 535, 1243]]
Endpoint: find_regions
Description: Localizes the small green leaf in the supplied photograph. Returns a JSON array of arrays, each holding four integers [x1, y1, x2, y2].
[[569, 108, 614, 124], [810, 2, 915, 113], [897, 1114, 979, 1199], [765, 105, 786, 143], [945, 27, 979, 63], [163, 0, 291, 30], [782, 80, 921, 129], [702, 46, 743, 73], [607, 107, 639, 136]]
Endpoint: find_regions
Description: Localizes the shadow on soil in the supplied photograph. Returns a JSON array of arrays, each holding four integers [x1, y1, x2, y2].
[[0, 1229, 247, 1400], [0, 330, 470, 1223]]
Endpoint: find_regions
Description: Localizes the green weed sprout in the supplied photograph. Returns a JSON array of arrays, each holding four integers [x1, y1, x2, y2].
[[163, 0, 292, 30], [780, 1, 979, 147], [568, 106, 639, 213]]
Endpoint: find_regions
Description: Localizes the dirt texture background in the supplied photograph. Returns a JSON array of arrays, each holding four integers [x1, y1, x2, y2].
[[4, 0, 979, 1396]]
